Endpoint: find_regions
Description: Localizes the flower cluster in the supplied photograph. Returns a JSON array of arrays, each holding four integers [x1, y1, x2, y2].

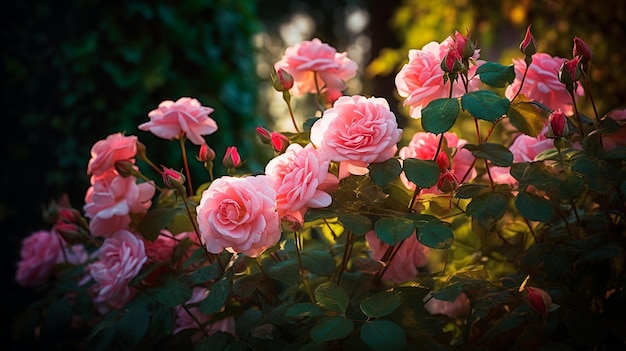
[[13, 30, 626, 351]]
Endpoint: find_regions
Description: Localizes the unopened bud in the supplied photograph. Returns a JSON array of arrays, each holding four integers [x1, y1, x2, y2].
[[526, 286, 553, 315], [547, 109, 569, 138], [256, 126, 272, 145], [271, 68, 294, 92], [437, 170, 457, 193], [519, 25, 538, 57], [162, 167, 186, 190], [115, 160, 136, 177], [281, 213, 303, 232], [223, 146, 242, 169], [558, 56, 582, 85], [441, 47, 462, 74], [573, 36, 592, 64], [197, 143, 216, 163], [270, 132, 290, 154]]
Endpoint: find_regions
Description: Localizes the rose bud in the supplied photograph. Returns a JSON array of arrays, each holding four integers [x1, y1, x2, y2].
[[271, 68, 294, 92], [573, 36, 593, 64], [519, 25, 538, 57], [256, 126, 272, 145], [162, 166, 186, 190], [441, 47, 462, 74], [114, 159, 136, 177], [197, 143, 216, 163], [526, 286, 553, 315], [223, 146, 242, 169], [437, 170, 457, 193], [270, 132, 290, 154], [558, 56, 582, 85], [547, 109, 569, 138]]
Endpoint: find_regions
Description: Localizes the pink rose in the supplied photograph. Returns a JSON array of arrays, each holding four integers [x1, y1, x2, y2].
[[88, 230, 147, 309], [274, 38, 358, 96], [423, 292, 470, 319], [602, 108, 626, 150], [143, 229, 178, 262], [173, 287, 236, 342], [138, 97, 218, 145], [505, 53, 584, 115], [265, 143, 339, 225], [87, 133, 137, 181], [310, 95, 402, 175], [196, 175, 280, 257], [15, 230, 63, 287], [395, 37, 482, 118], [83, 175, 155, 237], [365, 231, 429, 284], [399, 131, 476, 191]]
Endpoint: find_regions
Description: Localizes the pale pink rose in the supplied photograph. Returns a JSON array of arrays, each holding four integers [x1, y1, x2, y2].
[[173, 287, 236, 342], [143, 229, 178, 262], [15, 230, 63, 287], [84, 175, 155, 237], [274, 38, 358, 97], [602, 108, 626, 150], [265, 143, 339, 225], [365, 231, 429, 284], [87, 214, 132, 238], [505, 53, 584, 115], [399, 131, 476, 192], [196, 175, 280, 257], [423, 292, 470, 319], [88, 230, 147, 309], [310, 95, 402, 175], [138, 97, 218, 145], [87, 133, 137, 180], [395, 37, 482, 118]]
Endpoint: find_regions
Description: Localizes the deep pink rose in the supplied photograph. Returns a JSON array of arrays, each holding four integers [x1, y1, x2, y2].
[[173, 287, 236, 342], [196, 175, 280, 257], [265, 143, 339, 225], [526, 286, 553, 315], [88, 230, 147, 309], [84, 175, 155, 237], [274, 38, 358, 96], [138, 97, 218, 145], [505, 53, 584, 115], [15, 230, 63, 287], [424, 292, 470, 319], [602, 108, 626, 150], [310, 95, 402, 175], [87, 133, 137, 181], [399, 131, 476, 191], [395, 37, 482, 118], [365, 231, 429, 284]]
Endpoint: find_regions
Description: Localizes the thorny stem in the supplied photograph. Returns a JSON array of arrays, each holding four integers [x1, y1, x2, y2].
[[376, 240, 406, 285], [183, 304, 210, 338], [178, 137, 194, 198]]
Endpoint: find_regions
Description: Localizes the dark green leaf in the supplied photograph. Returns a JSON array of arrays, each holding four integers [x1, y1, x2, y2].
[[232, 273, 262, 297], [484, 304, 528, 338], [454, 183, 489, 199], [266, 259, 300, 285], [360, 292, 402, 318], [417, 221, 454, 249], [466, 193, 508, 223], [374, 217, 415, 246], [476, 62, 516, 88], [314, 283, 349, 313], [310, 316, 354, 343], [337, 213, 372, 236], [461, 90, 510, 122], [403, 158, 441, 188], [189, 263, 222, 284], [464, 142, 513, 167], [431, 283, 463, 302], [136, 207, 177, 241], [576, 244, 622, 264], [368, 158, 402, 186], [515, 191, 553, 222], [199, 277, 231, 314], [421, 98, 460, 134], [284, 302, 324, 319], [44, 297, 72, 332], [360, 320, 406, 351], [157, 278, 193, 308], [116, 307, 149, 347], [301, 250, 336, 276]]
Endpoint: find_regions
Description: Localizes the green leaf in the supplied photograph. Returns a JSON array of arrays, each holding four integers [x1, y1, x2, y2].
[[374, 217, 415, 246], [360, 320, 406, 351], [576, 243, 622, 264], [266, 260, 300, 285], [515, 191, 553, 222], [403, 158, 441, 188], [466, 193, 508, 224], [116, 307, 149, 347], [189, 263, 222, 284], [284, 302, 324, 319], [314, 283, 349, 313], [156, 278, 193, 308], [461, 90, 510, 122], [431, 283, 463, 302], [136, 207, 177, 241], [301, 250, 336, 276], [463, 142, 513, 167], [601, 146, 626, 160], [421, 98, 460, 134], [368, 158, 402, 187], [454, 183, 489, 199], [417, 221, 454, 249], [199, 277, 231, 314], [476, 62, 516, 88], [310, 316, 354, 343], [232, 273, 262, 297], [360, 292, 402, 318], [507, 95, 546, 137], [337, 213, 372, 236]]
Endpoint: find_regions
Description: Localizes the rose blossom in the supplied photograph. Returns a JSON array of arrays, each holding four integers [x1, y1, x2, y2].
[[274, 38, 358, 96], [395, 36, 482, 118], [15, 230, 63, 287], [399, 131, 476, 192], [196, 175, 280, 257], [423, 292, 470, 319], [310, 95, 402, 176], [88, 230, 147, 310], [138, 97, 218, 146], [265, 143, 339, 225], [365, 231, 429, 284], [173, 287, 236, 342], [87, 133, 137, 182], [505, 53, 584, 115]]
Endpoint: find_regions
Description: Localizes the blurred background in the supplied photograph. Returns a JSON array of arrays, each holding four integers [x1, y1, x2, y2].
[[3, 0, 625, 346]]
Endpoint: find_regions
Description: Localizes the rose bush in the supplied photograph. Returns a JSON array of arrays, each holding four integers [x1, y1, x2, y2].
[[12, 29, 626, 351]]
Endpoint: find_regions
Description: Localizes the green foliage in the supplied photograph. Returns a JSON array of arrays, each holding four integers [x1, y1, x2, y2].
[[421, 98, 461, 134], [461, 91, 510, 122]]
